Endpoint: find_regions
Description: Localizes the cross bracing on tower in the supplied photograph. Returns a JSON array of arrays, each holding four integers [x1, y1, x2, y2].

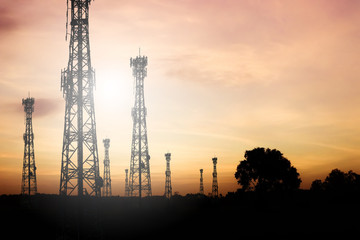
[[199, 169, 204, 195], [128, 53, 152, 197], [125, 169, 129, 196], [21, 97, 37, 195], [102, 138, 111, 197], [164, 153, 172, 198], [59, 0, 102, 197], [212, 157, 219, 197]]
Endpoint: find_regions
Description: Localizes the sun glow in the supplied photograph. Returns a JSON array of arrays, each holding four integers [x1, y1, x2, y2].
[[95, 69, 133, 110]]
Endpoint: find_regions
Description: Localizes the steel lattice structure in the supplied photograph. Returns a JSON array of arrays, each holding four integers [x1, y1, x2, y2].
[[164, 153, 172, 198], [199, 169, 204, 195], [124, 169, 129, 196], [59, 0, 101, 196], [128, 54, 152, 197], [212, 157, 219, 197], [21, 97, 37, 195], [102, 139, 111, 197]]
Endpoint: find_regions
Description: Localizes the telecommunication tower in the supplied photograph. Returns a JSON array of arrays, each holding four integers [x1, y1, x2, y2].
[[128, 53, 152, 197], [212, 157, 218, 197], [164, 153, 172, 198], [199, 169, 204, 195], [125, 169, 129, 196], [59, 0, 102, 196], [102, 139, 111, 197], [21, 97, 37, 195]]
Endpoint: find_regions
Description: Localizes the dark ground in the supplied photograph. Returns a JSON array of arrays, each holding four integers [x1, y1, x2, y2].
[[1, 190, 360, 239]]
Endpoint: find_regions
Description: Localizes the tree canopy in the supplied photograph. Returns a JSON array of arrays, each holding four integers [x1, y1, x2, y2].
[[235, 147, 301, 192], [310, 169, 360, 192]]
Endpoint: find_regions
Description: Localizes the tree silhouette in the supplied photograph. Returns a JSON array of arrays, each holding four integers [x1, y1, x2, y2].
[[324, 169, 347, 191], [310, 179, 324, 192], [235, 147, 301, 192], [311, 169, 360, 192]]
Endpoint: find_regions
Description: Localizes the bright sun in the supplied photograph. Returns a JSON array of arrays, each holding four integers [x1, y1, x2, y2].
[[95, 70, 133, 110]]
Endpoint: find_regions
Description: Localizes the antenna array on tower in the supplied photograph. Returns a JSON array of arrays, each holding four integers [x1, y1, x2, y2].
[[128, 54, 152, 197], [164, 153, 172, 198], [102, 138, 112, 197], [20, 0, 225, 200], [21, 97, 37, 195], [59, 0, 101, 197], [212, 157, 219, 197], [125, 169, 129, 196], [199, 169, 204, 195]]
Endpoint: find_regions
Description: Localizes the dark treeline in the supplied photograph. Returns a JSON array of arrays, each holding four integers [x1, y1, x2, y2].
[[311, 168, 360, 192], [1, 191, 360, 239], [3, 147, 360, 239]]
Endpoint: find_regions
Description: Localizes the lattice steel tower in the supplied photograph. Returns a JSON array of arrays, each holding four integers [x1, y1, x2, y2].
[[102, 139, 111, 197], [164, 153, 172, 198], [128, 53, 152, 197], [212, 157, 218, 197], [199, 169, 204, 195], [124, 169, 129, 196], [21, 97, 37, 195], [59, 0, 101, 196]]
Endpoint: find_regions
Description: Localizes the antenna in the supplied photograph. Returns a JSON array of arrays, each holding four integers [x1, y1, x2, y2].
[[199, 169, 204, 194], [128, 53, 152, 197], [65, 0, 69, 41], [21, 96, 37, 195], [59, 0, 101, 197], [102, 138, 112, 197], [212, 157, 219, 197], [164, 152, 172, 198], [133, 78, 135, 95]]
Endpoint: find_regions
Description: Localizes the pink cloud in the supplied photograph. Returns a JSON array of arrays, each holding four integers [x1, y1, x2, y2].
[[0, 98, 62, 118]]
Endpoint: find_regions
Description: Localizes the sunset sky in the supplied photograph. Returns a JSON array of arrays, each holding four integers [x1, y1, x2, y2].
[[1, 0, 360, 196]]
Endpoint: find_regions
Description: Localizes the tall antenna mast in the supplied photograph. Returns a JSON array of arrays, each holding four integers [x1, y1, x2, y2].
[[128, 53, 152, 197], [21, 97, 37, 195], [125, 169, 129, 196], [212, 157, 219, 197], [59, 0, 102, 196], [199, 169, 204, 195], [164, 153, 172, 198], [65, 0, 69, 40], [102, 138, 112, 197]]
